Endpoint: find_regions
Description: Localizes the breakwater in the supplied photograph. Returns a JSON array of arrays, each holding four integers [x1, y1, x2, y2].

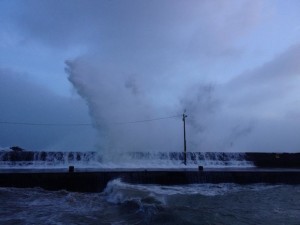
[[1, 149, 300, 168], [1, 148, 300, 192], [1, 168, 300, 192]]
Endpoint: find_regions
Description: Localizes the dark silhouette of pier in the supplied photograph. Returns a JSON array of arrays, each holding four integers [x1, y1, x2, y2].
[[1, 149, 300, 192], [1, 167, 300, 192]]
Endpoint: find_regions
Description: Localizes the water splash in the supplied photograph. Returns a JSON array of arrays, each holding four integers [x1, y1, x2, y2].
[[0, 149, 253, 169]]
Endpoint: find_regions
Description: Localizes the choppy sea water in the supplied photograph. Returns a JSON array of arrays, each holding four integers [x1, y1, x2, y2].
[[1, 180, 299, 225]]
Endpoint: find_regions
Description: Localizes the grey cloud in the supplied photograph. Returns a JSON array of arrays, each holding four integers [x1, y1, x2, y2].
[[3, 0, 300, 153], [0, 68, 96, 150], [63, 4, 300, 153], [226, 43, 300, 108], [229, 43, 300, 87], [186, 0, 264, 58], [14, 0, 105, 48], [213, 42, 300, 151], [175, 42, 300, 152], [10, 0, 265, 61]]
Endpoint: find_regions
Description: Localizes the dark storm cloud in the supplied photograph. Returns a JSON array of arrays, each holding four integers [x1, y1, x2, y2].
[[0, 68, 96, 150]]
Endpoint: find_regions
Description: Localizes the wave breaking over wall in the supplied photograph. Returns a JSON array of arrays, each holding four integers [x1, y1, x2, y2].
[[1, 148, 252, 168], [2, 147, 300, 169]]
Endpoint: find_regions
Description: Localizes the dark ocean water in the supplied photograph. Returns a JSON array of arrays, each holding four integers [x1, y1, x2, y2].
[[0, 180, 299, 225]]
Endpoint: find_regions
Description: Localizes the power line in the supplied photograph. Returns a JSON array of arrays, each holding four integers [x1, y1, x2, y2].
[[0, 121, 92, 126], [0, 115, 181, 127], [112, 115, 181, 124]]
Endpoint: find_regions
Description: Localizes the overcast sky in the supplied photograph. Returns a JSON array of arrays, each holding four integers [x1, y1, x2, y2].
[[1, 0, 300, 152]]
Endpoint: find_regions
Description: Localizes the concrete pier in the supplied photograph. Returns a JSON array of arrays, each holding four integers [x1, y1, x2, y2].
[[1, 150, 300, 168], [1, 150, 300, 192], [1, 168, 300, 192]]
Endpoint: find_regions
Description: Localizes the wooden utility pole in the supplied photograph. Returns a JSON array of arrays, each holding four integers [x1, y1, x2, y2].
[[183, 112, 187, 165]]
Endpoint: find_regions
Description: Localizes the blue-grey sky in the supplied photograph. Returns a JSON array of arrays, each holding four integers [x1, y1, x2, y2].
[[1, 0, 300, 152]]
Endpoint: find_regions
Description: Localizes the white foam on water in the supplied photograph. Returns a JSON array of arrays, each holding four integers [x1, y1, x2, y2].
[[104, 179, 281, 199], [0, 151, 254, 169], [98, 151, 254, 169], [102, 178, 287, 221], [1, 183, 298, 225]]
